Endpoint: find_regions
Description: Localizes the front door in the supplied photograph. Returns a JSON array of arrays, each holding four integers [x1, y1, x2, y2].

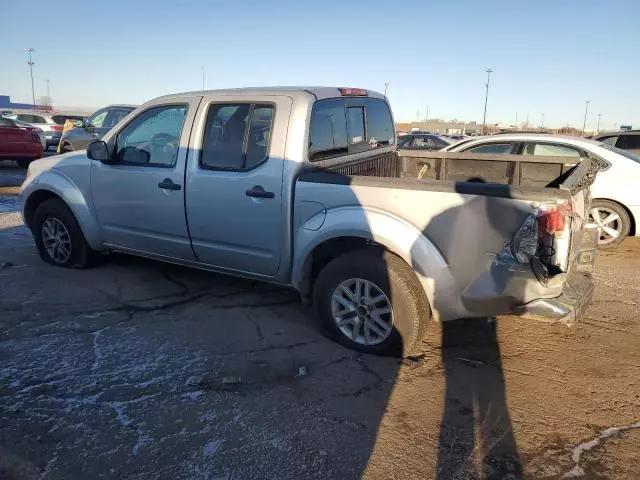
[[91, 98, 200, 260], [185, 95, 291, 276]]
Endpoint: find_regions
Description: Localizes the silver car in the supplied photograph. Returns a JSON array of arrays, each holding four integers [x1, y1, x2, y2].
[[8, 112, 85, 149], [57, 105, 136, 153]]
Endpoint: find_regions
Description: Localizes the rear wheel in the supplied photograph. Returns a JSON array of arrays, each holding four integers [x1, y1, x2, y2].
[[313, 248, 430, 357], [60, 143, 74, 153], [588, 199, 631, 249], [16, 158, 32, 169], [33, 198, 97, 268]]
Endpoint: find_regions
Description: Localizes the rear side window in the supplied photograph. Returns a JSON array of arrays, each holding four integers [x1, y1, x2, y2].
[[308, 97, 394, 161], [619, 135, 640, 150], [524, 143, 581, 157], [200, 103, 275, 171], [0, 117, 15, 127]]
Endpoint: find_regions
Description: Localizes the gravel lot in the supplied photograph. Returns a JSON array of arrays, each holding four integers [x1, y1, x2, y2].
[[1, 163, 639, 479]]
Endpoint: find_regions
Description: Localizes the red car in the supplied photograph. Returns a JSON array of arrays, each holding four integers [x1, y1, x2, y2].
[[0, 116, 44, 168]]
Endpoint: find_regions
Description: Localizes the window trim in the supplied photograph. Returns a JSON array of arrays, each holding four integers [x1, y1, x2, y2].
[[198, 101, 276, 172], [113, 103, 189, 168]]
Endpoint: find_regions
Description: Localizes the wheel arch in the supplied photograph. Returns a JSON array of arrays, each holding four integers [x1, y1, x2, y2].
[[22, 174, 102, 250], [292, 208, 467, 321], [593, 197, 636, 236]]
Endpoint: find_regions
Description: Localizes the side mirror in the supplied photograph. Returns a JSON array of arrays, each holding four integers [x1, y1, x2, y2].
[[86, 140, 112, 163]]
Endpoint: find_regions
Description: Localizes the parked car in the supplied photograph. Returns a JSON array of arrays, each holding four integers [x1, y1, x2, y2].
[[594, 130, 640, 156], [57, 105, 136, 153], [397, 133, 453, 149], [7, 112, 85, 149], [21, 87, 597, 356], [0, 116, 44, 167], [443, 133, 640, 248]]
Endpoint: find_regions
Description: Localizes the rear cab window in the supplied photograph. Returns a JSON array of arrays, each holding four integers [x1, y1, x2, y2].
[[308, 96, 394, 161]]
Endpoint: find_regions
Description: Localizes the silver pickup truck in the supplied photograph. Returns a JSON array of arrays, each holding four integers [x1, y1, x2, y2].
[[20, 87, 598, 356]]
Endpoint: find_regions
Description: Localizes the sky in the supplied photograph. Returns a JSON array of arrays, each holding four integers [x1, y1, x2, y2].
[[1, 0, 639, 129]]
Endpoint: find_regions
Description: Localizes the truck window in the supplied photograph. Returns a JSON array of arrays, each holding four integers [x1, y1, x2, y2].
[[200, 103, 274, 171], [347, 107, 365, 144], [308, 97, 394, 161], [308, 99, 348, 161], [366, 98, 394, 147], [115, 105, 187, 166]]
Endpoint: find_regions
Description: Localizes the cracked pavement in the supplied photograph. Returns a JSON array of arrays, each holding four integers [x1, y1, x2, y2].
[[1, 165, 639, 479]]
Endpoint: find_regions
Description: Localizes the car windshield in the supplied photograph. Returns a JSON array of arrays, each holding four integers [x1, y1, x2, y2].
[[599, 142, 640, 163]]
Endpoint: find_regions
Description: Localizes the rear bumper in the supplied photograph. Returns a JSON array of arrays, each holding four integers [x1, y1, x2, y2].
[[512, 271, 594, 324]]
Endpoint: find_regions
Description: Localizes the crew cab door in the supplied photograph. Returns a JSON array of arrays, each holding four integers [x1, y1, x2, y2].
[[90, 97, 201, 259], [185, 95, 292, 276]]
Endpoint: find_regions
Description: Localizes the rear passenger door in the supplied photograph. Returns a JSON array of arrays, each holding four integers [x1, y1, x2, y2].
[[185, 95, 292, 276]]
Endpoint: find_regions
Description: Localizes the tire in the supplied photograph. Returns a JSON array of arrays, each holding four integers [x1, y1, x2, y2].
[[33, 198, 97, 268], [588, 199, 631, 250], [313, 248, 430, 357], [60, 143, 74, 153], [16, 159, 32, 169]]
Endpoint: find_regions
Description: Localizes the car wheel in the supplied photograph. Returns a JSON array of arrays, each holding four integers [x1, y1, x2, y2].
[[33, 198, 98, 268], [587, 199, 631, 250], [16, 159, 31, 169], [60, 143, 73, 153], [313, 248, 430, 357]]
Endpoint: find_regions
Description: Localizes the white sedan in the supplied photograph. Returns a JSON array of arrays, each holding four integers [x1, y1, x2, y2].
[[444, 134, 640, 248]]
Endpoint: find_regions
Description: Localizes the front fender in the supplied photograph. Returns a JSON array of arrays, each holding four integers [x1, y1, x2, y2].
[[292, 206, 468, 321], [21, 169, 102, 250]]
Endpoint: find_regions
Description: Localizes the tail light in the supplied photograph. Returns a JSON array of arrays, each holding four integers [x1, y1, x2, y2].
[[51, 125, 63, 131], [339, 88, 368, 96], [510, 200, 573, 274]]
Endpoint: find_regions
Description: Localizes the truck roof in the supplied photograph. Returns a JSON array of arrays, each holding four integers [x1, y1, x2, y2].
[[156, 87, 386, 102]]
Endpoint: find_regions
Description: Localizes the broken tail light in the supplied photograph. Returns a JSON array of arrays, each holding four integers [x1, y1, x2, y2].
[[50, 125, 64, 131], [510, 200, 573, 274]]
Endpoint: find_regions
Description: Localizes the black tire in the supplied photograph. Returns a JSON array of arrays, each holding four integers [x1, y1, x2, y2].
[[33, 198, 98, 268], [589, 199, 631, 250], [16, 158, 32, 169], [60, 143, 74, 153], [313, 248, 430, 357]]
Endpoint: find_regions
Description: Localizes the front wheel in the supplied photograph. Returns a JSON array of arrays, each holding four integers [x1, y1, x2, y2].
[[33, 198, 97, 268], [313, 248, 430, 357], [588, 200, 631, 250]]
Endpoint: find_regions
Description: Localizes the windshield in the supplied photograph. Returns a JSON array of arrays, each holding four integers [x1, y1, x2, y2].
[[599, 142, 640, 163]]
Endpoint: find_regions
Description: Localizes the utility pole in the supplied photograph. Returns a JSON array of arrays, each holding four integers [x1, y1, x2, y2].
[[515, 112, 518, 128], [596, 113, 602, 133], [384, 82, 389, 96], [201, 66, 205, 91], [425, 106, 429, 122], [541, 113, 545, 129], [482, 68, 493, 134], [25, 48, 36, 109], [526, 112, 530, 128], [46, 79, 51, 107], [582, 101, 590, 136]]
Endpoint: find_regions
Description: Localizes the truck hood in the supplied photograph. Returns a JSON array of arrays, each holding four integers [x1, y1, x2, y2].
[[27, 151, 89, 176]]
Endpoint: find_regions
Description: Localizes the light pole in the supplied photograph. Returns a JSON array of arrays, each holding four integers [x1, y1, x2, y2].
[[46, 79, 51, 107], [597, 113, 602, 133], [25, 48, 36, 109], [482, 68, 493, 134], [581, 101, 590, 136], [541, 113, 545, 129], [384, 82, 389, 96], [425, 106, 429, 122]]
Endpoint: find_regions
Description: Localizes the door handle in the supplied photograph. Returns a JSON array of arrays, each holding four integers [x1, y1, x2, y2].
[[158, 178, 181, 191], [245, 185, 275, 199]]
